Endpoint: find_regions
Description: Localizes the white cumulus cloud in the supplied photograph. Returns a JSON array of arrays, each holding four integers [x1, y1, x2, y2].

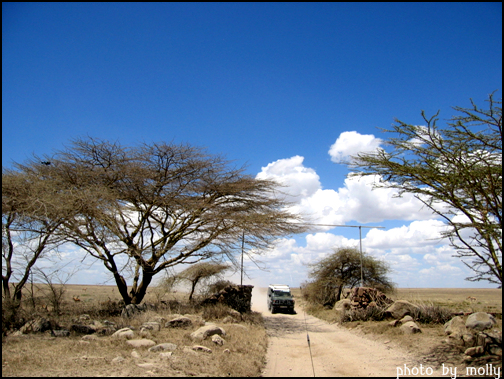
[[328, 131, 382, 163]]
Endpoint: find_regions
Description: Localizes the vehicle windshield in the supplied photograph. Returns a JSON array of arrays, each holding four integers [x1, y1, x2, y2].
[[273, 291, 291, 297]]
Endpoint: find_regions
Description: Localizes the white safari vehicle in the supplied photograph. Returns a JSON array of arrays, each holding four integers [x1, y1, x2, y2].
[[267, 284, 295, 314]]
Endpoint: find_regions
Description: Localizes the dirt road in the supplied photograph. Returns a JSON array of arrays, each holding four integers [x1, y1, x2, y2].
[[252, 288, 442, 377]]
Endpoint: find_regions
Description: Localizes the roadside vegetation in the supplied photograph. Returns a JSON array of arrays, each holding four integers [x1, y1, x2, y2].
[[2, 284, 267, 377]]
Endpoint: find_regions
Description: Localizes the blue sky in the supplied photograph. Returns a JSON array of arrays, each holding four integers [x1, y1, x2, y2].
[[3, 3, 502, 289]]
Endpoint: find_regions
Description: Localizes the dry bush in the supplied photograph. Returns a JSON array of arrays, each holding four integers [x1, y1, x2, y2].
[[343, 305, 388, 322], [409, 302, 454, 324]]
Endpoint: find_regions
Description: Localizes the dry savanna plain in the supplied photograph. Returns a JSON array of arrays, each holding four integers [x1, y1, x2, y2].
[[1, 284, 502, 377]]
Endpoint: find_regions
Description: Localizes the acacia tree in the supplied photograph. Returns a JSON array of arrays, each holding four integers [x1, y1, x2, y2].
[[350, 93, 502, 286], [2, 169, 69, 306], [173, 262, 230, 301], [304, 247, 394, 307], [15, 138, 306, 305]]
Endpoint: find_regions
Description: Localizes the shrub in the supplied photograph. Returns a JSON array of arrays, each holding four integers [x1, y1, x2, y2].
[[409, 303, 453, 324], [343, 305, 388, 322]]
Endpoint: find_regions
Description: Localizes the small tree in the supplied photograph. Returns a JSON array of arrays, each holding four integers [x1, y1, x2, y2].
[[175, 262, 231, 301], [350, 93, 502, 285], [305, 247, 394, 307]]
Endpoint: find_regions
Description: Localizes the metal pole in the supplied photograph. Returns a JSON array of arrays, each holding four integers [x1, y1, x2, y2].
[[241, 232, 244, 286], [359, 226, 363, 288]]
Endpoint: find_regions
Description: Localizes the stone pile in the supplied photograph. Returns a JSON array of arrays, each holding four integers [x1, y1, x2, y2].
[[201, 285, 253, 313], [444, 312, 501, 358], [349, 287, 393, 310]]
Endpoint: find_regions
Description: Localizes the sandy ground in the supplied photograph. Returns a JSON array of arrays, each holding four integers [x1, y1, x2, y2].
[[251, 288, 443, 377]]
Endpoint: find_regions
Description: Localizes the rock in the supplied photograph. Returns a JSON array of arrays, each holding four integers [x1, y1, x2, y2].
[[227, 309, 242, 320], [190, 325, 226, 341], [462, 333, 476, 347], [52, 329, 70, 337], [131, 350, 141, 358], [71, 324, 96, 335], [465, 312, 497, 331], [211, 335, 225, 345], [111, 327, 134, 339], [200, 284, 254, 313], [159, 352, 173, 359], [488, 346, 502, 356], [182, 346, 199, 356], [464, 346, 484, 357], [126, 339, 156, 348], [192, 345, 212, 353], [349, 287, 393, 310], [444, 316, 467, 336], [96, 326, 116, 336], [165, 316, 192, 328], [400, 315, 414, 324], [223, 349, 231, 354], [385, 301, 420, 319], [78, 314, 91, 322], [139, 329, 153, 339], [19, 317, 56, 334], [388, 320, 400, 327], [141, 322, 161, 332], [333, 299, 351, 310], [111, 356, 125, 364], [121, 303, 146, 318], [148, 343, 177, 352], [222, 316, 238, 324], [400, 321, 422, 334]]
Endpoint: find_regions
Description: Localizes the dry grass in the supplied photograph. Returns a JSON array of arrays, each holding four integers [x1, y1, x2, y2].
[[2, 284, 267, 377]]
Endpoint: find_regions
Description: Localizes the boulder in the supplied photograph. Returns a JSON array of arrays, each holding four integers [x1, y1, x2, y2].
[[19, 317, 56, 334], [165, 316, 192, 328], [400, 315, 414, 324], [148, 343, 177, 352], [126, 339, 156, 348], [192, 345, 212, 354], [444, 316, 468, 336], [111, 327, 134, 339], [190, 324, 226, 341], [141, 322, 161, 332], [384, 300, 420, 319], [465, 312, 497, 331], [400, 321, 422, 334], [131, 350, 141, 358], [71, 324, 96, 335], [52, 329, 70, 337], [111, 356, 125, 364], [211, 334, 225, 345], [464, 346, 484, 357], [333, 299, 351, 310], [121, 304, 146, 318]]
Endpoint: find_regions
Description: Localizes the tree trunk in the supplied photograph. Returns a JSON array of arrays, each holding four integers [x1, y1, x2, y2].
[[130, 270, 154, 305], [113, 272, 132, 305], [188, 278, 200, 301], [335, 284, 343, 302]]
